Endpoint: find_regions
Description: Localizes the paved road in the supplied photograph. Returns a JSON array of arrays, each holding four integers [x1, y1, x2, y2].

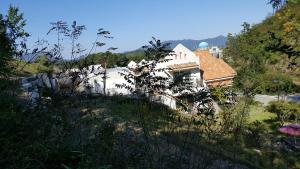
[[254, 94, 300, 106], [287, 95, 300, 103], [254, 94, 278, 106]]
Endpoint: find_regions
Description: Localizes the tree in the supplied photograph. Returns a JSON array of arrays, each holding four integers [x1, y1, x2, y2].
[[268, 0, 284, 11], [47, 20, 69, 61], [0, 5, 29, 77], [0, 14, 12, 77], [267, 101, 300, 125], [117, 37, 173, 97], [224, 23, 268, 96], [90, 29, 115, 96]]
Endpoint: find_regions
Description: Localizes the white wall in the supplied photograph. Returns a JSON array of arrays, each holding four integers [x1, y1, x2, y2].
[[163, 44, 200, 66], [79, 67, 135, 96], [157, 43, 202, 84]]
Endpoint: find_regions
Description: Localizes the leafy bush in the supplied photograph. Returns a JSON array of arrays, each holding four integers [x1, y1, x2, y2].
[[257, 72, 295, 94], [267, 101, 300, 125], [244, 121, 268, 148], [210, 87, 227, 104], [72, 51, 146, 69]]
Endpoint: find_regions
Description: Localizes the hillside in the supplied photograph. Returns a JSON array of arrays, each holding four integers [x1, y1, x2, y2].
[[125, 35, 227, 55], [224, 1, 300, 93], [164, 35, 227, 50]]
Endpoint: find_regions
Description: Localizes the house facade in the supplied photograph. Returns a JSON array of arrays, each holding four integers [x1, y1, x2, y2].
[[76, 43, 235, 109], [158, 44, 202, 87]]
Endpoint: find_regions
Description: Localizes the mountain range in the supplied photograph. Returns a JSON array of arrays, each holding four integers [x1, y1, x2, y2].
[[164, 35, 227, 50], [125, 35, 227, 55]]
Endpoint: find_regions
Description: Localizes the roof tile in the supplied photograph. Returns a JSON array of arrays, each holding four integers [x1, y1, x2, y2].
[[194, 49, 236, 81]]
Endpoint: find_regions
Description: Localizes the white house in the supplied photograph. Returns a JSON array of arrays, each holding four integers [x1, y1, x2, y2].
[[154, 44, 203, 109], [158, 44, 202, 88], [81, 44, 203, 109]]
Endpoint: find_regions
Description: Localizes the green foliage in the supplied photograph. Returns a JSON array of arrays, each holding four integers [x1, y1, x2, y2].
[[210, 86, 227, 103], [224, 23, 269, 95], [123, 49, 146, 62], [248, 104, 277, 123], [224, 2, 300, 94], [0, 8, 15, 76], [0, 5, 31, 77], [14, 60, 52, 75], [0, 39, 12, 76], [257, 72, 294, 94], [219, 97, 251, 137], [268, 0, 284, 11], [70, 51, 146, 69], [267, 101, 300, 125], [287, 0, 300, 4], [244, 121, 268, 148]]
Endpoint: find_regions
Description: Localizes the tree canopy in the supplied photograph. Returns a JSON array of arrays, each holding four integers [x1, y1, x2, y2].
[[224, 1, 300, 94]]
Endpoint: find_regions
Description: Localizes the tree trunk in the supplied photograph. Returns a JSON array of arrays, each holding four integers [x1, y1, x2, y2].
[[103, 62, 107, 95]]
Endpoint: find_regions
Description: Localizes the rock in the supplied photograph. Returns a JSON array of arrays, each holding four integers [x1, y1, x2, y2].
[[57, 75, 72, 87], [21, 82, 33, 90], [127, 61, 137, 70], [28, 89, 40, 104]]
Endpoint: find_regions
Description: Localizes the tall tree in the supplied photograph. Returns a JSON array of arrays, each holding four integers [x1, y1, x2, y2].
[[0, 5, 29, 77], [117, 37, 173, 97], [268, 0, 284, 12], [0, 14, 12, 77]]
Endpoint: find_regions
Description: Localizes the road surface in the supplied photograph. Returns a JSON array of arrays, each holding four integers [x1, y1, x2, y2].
[[254, 94, 300, 106]]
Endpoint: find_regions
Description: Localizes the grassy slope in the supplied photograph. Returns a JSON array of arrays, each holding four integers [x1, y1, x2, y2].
[[248, 104, 276, 123], [60, 96, 299, 169], [12, 60, 52, 75]]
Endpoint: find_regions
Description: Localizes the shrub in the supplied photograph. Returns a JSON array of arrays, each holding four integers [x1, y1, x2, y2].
[[210, 86, 227, 104], [244, 121, 268, 148], [258, 72, 295, 94], [267, 101, 300, 125]]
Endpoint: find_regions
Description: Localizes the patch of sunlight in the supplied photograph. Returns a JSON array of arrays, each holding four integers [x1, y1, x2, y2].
[[248, 104, 276, 123]]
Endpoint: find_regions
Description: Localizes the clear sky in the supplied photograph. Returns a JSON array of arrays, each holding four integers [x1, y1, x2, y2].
[[0, 0, 273, 54]]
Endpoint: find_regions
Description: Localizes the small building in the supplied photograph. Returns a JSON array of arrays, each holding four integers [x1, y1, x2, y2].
[[209, 46, 223, 58], [194, 42, 236, 87], [156, 44, 203, 109], [159, 44, 202, 87]]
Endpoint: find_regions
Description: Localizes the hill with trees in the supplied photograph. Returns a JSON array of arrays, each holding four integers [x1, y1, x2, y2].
[[224, 0, 300, 95]]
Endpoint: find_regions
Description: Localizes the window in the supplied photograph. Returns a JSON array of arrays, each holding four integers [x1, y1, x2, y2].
[[184, 53, 187, 59], [175, 54, 177, 60], [179, 52, 182, 59]]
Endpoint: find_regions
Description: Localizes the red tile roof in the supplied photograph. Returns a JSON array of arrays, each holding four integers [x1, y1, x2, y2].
[[194, 49, 236, 83], [167, 62, 199, 71]]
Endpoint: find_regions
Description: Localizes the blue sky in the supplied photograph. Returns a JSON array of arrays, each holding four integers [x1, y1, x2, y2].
[[0, 0, 273, 55]]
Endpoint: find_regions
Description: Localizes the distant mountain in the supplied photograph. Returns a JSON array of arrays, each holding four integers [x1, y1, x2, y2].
[[124, 35, 227, 55], [164, 35, 227, 50]]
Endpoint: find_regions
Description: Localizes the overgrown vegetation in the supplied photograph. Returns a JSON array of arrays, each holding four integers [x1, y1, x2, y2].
[[1, 2, 300, 169], [224, 1, 300, 94], [267, 101, 300, 125]]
